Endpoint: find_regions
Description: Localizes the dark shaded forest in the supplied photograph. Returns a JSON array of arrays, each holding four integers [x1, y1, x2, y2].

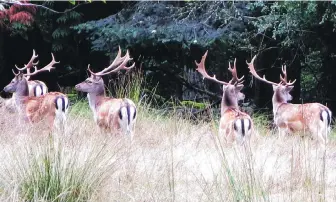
[[1, 1, 336, 116]]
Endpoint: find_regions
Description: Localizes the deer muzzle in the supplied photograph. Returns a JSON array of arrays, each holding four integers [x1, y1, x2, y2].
[[3, 85, 14, 93]]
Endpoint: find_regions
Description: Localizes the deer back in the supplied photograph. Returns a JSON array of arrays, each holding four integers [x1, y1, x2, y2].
[[275, 102, 331, 132], [27, 80, 48, 97], [23, 92, 67, 123], [94, 97, 135, 130], [219, 108, 252, 144]]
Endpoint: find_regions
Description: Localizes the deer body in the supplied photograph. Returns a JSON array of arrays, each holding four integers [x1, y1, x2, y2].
[[273, 97, 331, 141], [247, 55, 332, 145], [87, 93, 136, 134], [219, 108, 252, 144], [195, 51, 253, 145], [219, 88, 253, 144], [75, 46, 137, 137]]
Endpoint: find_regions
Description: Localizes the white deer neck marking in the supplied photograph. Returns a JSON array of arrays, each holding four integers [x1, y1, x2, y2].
[[87, 88, 106, 123], [87, 93, 99, 122]]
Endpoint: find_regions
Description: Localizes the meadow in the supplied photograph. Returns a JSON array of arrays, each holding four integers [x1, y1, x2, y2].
[[0, 97, 336, 202], [0, 71, 335, 202]]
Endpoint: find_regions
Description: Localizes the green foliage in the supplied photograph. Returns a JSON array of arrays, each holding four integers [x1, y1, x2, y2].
[[9, 22, 29, 39], [109, 68, 145, 104], [20, 137, 94, 201], [72, 1, 250, 52], [72, 1, 252, 105], [51, 11, 82, 52], [246, 1, 336, 104], [68, 99, 91, 118], [180, 100, 207, 110], [36, 1, 82, 52]]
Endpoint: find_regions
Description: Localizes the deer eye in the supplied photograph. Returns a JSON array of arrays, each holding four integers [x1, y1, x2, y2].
[[86, 80, 92, 84]]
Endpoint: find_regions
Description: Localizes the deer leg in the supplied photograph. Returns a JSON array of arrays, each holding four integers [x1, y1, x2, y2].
[[313, 122, 329, 147], [46, 115, 55, 131], [278, 126, 287, 140]]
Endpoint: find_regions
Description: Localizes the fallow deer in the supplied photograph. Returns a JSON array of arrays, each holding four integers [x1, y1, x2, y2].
[[247, 55, 332, 145], [75, 46, 137, 138], [1, 50, 48, 112], [195, 51, 253, 145], [3, 53, 69, 130]]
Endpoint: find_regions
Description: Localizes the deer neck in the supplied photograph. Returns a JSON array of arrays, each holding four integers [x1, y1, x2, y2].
[[272, 92, 287, 116], [221, 89, 239, 115], [86, 84, 106, 120], [14, 80, 29, 110]]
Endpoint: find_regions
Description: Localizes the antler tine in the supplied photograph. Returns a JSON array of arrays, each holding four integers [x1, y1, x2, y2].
[[246, 55, 279, 86], [279, 64, 296, 86], [279, 65, 287, 83], [195, 50, 229, 86], [228, 58, 245, 84], [89, 46, 134, 76], [95, 50, 135, 76], [99, 46, 129, 75], [24, 53, 59, 77], [12, 69, 19, 76], [16, 49, 39, 71], [87, 64, 95, 75]]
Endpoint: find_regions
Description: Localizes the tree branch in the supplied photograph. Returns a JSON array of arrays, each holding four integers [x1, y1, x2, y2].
[[0, 0, 89, 14]]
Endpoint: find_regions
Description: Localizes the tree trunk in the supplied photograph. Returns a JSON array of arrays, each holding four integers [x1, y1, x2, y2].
[[0, 31, 4, 75], [291, 56, 301, 104]]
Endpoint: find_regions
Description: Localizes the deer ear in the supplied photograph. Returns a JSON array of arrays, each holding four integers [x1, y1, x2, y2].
[[286, 86, 294, 92], [18, 73, 24, 80], [235, 84, 244, 92], [96, 75, 102, 81], [272, 85, 277, 91]]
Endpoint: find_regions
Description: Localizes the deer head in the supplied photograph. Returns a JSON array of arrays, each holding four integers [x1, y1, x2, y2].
[[4, 52, 59, 96], [195, 50, 245, 108], [75, 46, 135, 96], [3, 71, 27, 94], [246, 55, 296, 104]]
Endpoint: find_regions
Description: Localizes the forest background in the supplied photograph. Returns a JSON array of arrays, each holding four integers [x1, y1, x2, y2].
[[1, 0, 336, 119]]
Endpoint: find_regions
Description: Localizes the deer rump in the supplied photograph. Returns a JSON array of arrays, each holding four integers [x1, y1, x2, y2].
[[22, 92, 68, 125], [219, 109, 252, 144], [275, 103, 332, 135], [95, 98, 136, 134], [27, 80, 48, 97]]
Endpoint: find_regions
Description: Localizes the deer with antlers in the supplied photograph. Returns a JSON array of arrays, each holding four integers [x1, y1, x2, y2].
[[1, 50, 48, 112], [3, 52, 69, 130], [75, 46, 137, 138], [247, 55, 332, 145], [195, 51, 253, 145]]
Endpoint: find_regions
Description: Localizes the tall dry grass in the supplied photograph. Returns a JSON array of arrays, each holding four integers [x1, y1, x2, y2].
[[0, 102, 336, 201]]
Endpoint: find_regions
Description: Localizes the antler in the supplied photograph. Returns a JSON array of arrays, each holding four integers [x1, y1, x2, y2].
[[88, 46, 135, 76], [23, 53, 59, 77], [12, 69, 19, 76], [15, 49, 39, 72], [195, 50, 229, 86], [228, 58, 244, 85], [280, 65, 296, 86], [246, 55, 280, 86]]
